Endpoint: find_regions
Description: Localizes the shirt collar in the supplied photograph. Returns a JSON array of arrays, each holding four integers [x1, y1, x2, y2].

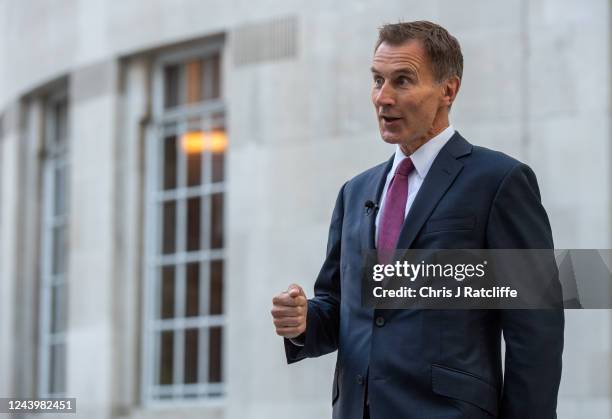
[[391, 124, 456, 179]]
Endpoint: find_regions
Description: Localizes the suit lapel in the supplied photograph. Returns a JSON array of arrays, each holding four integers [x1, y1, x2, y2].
[[360, 155, 394, 250], [395, 132, 472, 250]]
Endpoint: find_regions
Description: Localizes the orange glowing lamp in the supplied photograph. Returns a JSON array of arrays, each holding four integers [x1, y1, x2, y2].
[[180, 130, 227, 154]]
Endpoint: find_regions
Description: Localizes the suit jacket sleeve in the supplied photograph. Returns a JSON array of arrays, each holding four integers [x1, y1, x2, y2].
[[486, 163, 564, 419], [284, 182, 345, 364]]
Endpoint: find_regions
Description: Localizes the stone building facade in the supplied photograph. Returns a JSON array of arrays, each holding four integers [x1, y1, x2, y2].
[[0, 1, 610, 418]]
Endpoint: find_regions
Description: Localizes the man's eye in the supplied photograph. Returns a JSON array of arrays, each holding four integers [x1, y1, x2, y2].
[[373, 77, 384, 87], [397, 76, 411, 86]]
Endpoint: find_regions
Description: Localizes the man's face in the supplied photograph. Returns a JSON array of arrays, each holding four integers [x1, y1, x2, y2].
[[371, 40, 447, 149]]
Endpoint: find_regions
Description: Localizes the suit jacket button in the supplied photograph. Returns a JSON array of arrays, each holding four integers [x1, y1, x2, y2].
[[356, 374, 364, 385], [375, 316, 385, 327]]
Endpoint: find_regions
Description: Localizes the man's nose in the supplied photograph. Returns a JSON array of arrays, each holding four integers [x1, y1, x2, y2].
[[374, 82, 395, 107]]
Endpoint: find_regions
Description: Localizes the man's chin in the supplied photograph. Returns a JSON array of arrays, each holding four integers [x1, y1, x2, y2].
[[380, 133, 404, 145]]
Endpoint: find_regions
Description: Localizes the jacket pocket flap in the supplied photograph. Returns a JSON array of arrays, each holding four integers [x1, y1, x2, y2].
[[431, 364, 498, 415], [423, 216, 475, 234]]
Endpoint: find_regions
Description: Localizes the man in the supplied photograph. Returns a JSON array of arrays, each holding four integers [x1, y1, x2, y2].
[[271, 21, 564, 419]]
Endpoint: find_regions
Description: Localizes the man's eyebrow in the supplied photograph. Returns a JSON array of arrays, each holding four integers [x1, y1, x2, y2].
[[370, 67, 417, 77]]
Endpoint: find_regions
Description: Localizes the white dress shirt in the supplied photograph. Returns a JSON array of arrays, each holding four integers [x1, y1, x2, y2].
[[374, 125, 456, 246]]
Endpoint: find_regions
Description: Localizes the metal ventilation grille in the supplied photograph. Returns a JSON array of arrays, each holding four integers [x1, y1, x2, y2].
[[232, 16, 298, 66]]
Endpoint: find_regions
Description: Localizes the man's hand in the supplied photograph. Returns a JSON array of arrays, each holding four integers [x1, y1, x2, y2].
[[271, 284, 307, 339]]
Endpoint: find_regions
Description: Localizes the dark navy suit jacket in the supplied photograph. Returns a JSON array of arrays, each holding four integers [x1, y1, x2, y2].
[[284, 132, 564, 419]]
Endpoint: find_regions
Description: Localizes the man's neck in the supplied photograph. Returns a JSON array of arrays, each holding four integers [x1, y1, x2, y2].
[[399, 123, 450, 156]]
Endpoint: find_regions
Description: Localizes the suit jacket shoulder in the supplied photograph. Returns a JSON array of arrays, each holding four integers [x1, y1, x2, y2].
[[468, 144, 523, 177]]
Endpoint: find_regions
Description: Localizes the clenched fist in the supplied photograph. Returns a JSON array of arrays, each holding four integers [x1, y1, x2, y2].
[[271, 284, 308, 339]]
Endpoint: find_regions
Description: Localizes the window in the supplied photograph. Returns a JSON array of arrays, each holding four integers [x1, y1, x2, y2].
[[143, 43, 226, 402], [38, 91, 70, 397]]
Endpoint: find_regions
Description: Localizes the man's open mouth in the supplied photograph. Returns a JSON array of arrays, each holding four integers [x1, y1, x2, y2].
[[381, 115, 401, 123]]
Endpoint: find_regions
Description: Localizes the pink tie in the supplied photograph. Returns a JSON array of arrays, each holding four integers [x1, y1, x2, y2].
[[378, 158, 414, 262]]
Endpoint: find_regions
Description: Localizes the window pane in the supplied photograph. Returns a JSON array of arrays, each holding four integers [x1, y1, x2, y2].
[[211, 119, 227, 182], [160, 266, 175, 319], [163, 135, 177, 190], [51, 284, 67, 333], [182, 119, 204, 187], [211, 150, 224, 183], [164, 65, 180, 109], [184, 329, 198, 384], [51, 226, 67, 275], [208, 327, 222, 383], [161, 201, 176, 255], [49, 343, 66, 394], [186, 151, 202, 187], [186, 263, 199, 317], [204, 54, 221, 100], [53, 100, 68, 147], [210, 118, 226, 183], [53, 166, 67, 216], [210, 193, 223, 249], [159, 331, 174, 385], [186, 59, 203, 104], [210, 260, 223, 315], [212, 54, 221, 99], [186, 197, 201, 252]]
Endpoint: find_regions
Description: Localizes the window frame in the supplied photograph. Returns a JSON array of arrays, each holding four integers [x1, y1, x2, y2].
[[142, 41, 227, 407], [38, 88, 70, 398]]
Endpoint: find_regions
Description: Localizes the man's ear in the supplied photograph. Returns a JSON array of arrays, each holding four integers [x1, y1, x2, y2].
[[441, 76, 461, 107]]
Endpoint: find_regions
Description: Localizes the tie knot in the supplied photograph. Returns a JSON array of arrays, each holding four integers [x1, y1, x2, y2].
[[395, 157, 414, 176]]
